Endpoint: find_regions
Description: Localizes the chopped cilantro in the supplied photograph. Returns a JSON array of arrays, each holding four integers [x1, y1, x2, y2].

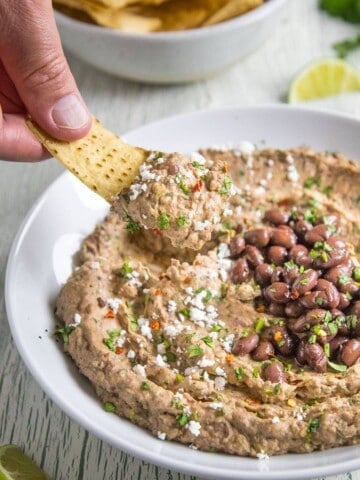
[[327, 360, 347, 372], [55, 325, 75, 343], [353, 266, 360, 281], [166, 351, 177, 362], [192, 161, 206, 169], [175, 174, 189, 194], [303, 177, 320, 188], [201, 336, 214, 348], [103, 329, 121, 351], [187, 344, 204, 358], [176, 216, 186, 227], [103, 402, 116, 413], [178, 307, 190, 318], [157, 213, 170, 230], [219, 176, 233, 196], [307, 417, 321, 434], [176, 412, 190, 427], [234, 367, 244, 380], [116, 261, 133, 277], [255, 318, 266, 333], [322, 185, 334, 196], [127, 313, 138, 332], [123, 213, 140, 233], [211, 324, 222, 332], [141, 382, 150, 391]]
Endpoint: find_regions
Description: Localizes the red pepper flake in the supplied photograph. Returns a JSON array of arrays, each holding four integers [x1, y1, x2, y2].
[[115, 346, 124, 354], [150, 320, 160, 330], [153, 228, 163, 237], [104, 310, 115, 319], [154, 289, 162, 296], [226, 354, 235, 364], [183, 277, 192, 285], [222, 164, 228, 173], [192, 179, 203, 193]]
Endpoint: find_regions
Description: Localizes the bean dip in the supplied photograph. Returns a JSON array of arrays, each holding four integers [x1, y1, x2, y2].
[[56, 145, 360, 457]]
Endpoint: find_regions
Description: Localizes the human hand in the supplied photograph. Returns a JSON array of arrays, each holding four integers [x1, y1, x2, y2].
[[0, 0, 92, 162]]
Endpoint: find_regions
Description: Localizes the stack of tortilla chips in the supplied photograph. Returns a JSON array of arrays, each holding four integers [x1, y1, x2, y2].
[[53, 0, 265, 32]]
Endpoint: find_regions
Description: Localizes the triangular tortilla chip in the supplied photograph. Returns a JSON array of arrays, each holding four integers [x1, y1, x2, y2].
[[27, 117, 148, 202]]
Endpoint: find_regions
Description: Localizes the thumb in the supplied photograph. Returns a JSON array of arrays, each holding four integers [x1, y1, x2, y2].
[[0, 0, 92, 141]]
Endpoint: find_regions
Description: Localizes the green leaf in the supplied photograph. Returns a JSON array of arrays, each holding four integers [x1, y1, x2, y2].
[[219, 176, 233, 196], [327, 360, 348, 372], [103, 329, 121, 351], [55, 325, 75, 343], [320, 0, 360, 23], [157, 213, 170, 230], [104, 402, 116, 412], [187, 344, 204, 358]]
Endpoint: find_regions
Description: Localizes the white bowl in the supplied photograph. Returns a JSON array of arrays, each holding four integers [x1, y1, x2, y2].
[[5, 105, 360, 480], [55, 0, 287, 83]]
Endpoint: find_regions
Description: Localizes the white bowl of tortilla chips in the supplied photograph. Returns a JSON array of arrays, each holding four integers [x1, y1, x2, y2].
[[54, 0, 287, 83]]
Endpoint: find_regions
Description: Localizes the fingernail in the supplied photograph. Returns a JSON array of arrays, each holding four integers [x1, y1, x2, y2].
[[52, 94, 90, 129]]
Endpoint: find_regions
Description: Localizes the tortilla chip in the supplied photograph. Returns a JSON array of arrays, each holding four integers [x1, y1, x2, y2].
[[27, 118, 148, 202], [54, 0, 161, 30], [203, 0, 264, 25]]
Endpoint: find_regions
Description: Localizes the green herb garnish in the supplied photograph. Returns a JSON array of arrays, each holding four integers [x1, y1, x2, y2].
[[104, 402, 116, 413], [187, 344, 204, 358], [103, 329, 121, 351], [55, 325, 75, 343], [157, 213, 170, 230], [219, 176, 233, 196]]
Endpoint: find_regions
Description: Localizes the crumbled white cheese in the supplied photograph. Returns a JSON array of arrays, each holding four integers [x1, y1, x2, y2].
[[157, 343, 166, 355], [198, 358, 215, 368], [107, 298, 122, 313], [157, 431, 166, 440], [209, 402, 224, 411], [127, 349, 136, 359], [256, 451, 269, 460], [133, 364, 147, 378], [167, 300, 177, 313], [215, 366, 227, 377], [214, 376, 227, 391], [90, 261, 100, 270], [72, 313, 82, 326], [155, 354, 168, 367], [190, 152, 206, 165], [194, 220, 212, 232], [187, 420, 201, 437], [238, 141, 255, 155], [287, 164, 299, 183], [272, 416, 280, 424]]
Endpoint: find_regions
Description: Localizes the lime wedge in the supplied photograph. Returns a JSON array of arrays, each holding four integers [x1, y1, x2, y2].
[[0, 445, 49, 480], [288, 58, 360, 103]]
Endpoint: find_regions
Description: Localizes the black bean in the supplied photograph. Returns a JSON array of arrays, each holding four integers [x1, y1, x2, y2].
[[289, 244, 312, 267], [288, 315, 310, 335], [300, 291, 328, 309], [232, 333, 260, 356], [303, 342, 327, 373], [229, 235, 246, 258], [271, 266, 284, 283], [267, 246, 288, 266], [244, 245, 264, 267], [284, 300, 304, 318], [329, 336, 348, 358], [305, 309, 328, 325], [271, 226, 297, 249], [304, 224, 333, 245], [294, 219, 312, 239], [263, 209, 289, 225], [244, 228, 271, 248], [316, 324, 338, 345], [264, 282, 290, 304], [255, 263, 274, 287], [316, 279, 340, 309], [263, 361, 287, 383], [251, 340, 275, 361], [282, 265, 300, 285], [338, 280, 359, 297], [231, 258, 250, 284], [338, 292, 351, 310], [295, 339, 308, 365], [269, 326, 297, 357], [340, 339, 360, 367], [312, 245, 347, 269], [291, 269, 318, 297], [268, 302, 286, 316]]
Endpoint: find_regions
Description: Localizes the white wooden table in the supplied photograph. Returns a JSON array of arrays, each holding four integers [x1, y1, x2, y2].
[[1, 1, 359, 478]]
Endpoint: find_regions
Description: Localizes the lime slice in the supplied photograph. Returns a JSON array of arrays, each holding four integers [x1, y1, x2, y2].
[[288, 58, 360, 103], [0, 445, 49, 480]]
